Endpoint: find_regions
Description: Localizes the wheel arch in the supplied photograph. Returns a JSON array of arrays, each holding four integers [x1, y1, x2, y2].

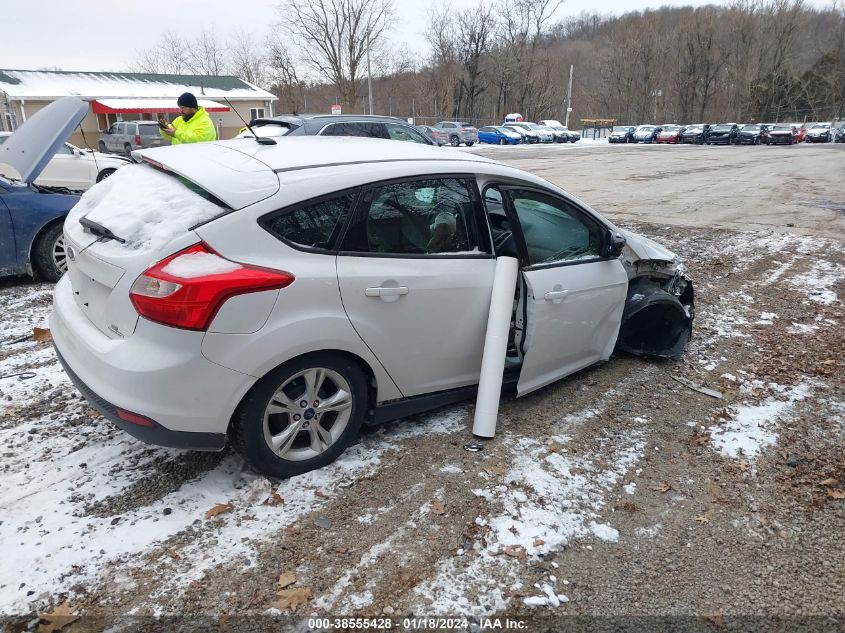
[[226, 348, 380, 435], [27, 216, 66, 275]]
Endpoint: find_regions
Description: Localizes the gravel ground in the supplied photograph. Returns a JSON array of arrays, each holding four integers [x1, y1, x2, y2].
[[0, 142, 843, 632]]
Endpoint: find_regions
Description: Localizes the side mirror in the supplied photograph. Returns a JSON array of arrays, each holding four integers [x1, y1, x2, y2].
[[603, 230, 626, 259]]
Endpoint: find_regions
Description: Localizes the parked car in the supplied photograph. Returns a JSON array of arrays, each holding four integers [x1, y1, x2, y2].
[[416, 125, 450, 146], [608, 126, 636, 143], [705, 123, 739, 145], [98, 120, 170, 156], [52, 119, 694, 479], [681, 124, 710, 144], [0, 98, 84, 281], [433, 121, 478, 146], [805, 123, 832, 143], [767, 124, 797, 145], [503, 123, 539, 143], [789, 124, 807, 142], [835, 125, 845, 143], [506, 122, 553, 143], [655, 125, 686, 144], [736, 124, 768, 145], [247, 114, 435, 146], [537, 120, 580, 143], [477, 126, 522, 145], [633, 125, 661, 143], [0, 132, 128, 190]]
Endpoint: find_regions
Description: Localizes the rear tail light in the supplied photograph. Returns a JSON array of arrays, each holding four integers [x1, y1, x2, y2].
[[129, 243, 294, 330], [135, 134, 141, 145]]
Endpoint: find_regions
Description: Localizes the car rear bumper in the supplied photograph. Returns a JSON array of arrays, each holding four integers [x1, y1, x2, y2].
[[50, 275, 255, 442]]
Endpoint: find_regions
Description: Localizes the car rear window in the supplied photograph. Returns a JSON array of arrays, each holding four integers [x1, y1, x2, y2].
[[138, 123, 160, 134], [261, 191, 358, 251], [66, 163, 226, 255]]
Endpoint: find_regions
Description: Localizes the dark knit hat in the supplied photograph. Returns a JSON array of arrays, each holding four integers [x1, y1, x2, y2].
[[177, 92, 198, 109]]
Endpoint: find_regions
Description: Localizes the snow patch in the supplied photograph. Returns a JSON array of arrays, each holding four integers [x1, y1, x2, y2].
[[161, 252, 242, 278], [709, 383, 812, 459]]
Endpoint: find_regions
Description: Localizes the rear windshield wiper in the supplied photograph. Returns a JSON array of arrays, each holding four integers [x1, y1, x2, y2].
[[80, 217, 126, 244]]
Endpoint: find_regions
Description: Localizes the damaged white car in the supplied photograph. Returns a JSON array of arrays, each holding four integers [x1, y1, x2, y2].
[[48, 97, 694, 478]]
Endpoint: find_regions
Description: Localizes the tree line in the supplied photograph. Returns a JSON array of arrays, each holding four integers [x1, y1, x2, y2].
[[132, 0, 845, 126]]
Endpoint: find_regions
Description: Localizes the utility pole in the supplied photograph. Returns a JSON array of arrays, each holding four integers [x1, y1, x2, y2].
[[565, 64, 574, 127], [366, 33, 374, 116]]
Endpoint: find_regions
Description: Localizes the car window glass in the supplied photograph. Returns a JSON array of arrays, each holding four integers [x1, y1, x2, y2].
[[56, 144, 73, 155], [138, 123, 159, 135], [510, 191, 603, 265], [354, 178, 479, 255], [263, 192, 357, 250], [385, 123, 430, 144], [321, 122, 388, 139]]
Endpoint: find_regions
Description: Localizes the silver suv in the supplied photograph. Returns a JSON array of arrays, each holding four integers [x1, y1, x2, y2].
[[433, 121, 479, 146], [98, 121, 169, 156]]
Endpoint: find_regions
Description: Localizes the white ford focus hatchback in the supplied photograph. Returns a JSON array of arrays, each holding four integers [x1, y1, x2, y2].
[[51, 105, 694, 478]]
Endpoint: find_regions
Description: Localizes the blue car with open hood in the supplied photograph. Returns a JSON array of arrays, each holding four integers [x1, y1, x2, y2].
[[0, 97, 86, 281]]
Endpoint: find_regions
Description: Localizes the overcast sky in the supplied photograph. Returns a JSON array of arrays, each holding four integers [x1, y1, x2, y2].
[[2, 0, 834, 73]]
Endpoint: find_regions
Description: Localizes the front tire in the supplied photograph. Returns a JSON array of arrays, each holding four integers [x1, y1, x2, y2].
[[230, 353, 368, 478], [31, 222, 66, 283], [96, 168, 116, 182], [98, 141, 107, 153]]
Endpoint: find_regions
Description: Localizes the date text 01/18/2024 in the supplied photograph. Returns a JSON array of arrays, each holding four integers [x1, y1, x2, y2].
[[307, 618, 528, 630]]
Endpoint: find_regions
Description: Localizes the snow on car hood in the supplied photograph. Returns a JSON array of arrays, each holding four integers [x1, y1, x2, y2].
[[0, 96, 87, 184], [618, 229, 677, 263]]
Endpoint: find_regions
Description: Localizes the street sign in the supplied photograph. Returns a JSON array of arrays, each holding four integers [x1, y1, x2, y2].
[[331, 104, 342, 115]]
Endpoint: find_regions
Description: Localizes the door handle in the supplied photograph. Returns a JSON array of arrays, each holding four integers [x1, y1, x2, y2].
[[544, 289, 569, 301], [365, 286, 409, 297]]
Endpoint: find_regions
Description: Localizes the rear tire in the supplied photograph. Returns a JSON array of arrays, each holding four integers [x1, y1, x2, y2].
[[465, 141, 474, 147], [31, 222, 66, 283], [230, 353, 368, 478], [499, 138, 506, 145], [450, 135, 460, 147], [123, 143, 133, 158], [98, 141, 107, 153]]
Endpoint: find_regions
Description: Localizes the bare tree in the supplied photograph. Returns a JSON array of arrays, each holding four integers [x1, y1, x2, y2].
[[228, 29, 268, 87], [195, 28, 228, 76], [266, 32, 303, 112], [280, 0, 394, 111]]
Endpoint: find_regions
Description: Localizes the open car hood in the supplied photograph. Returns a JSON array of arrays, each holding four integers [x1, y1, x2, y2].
[[0, 97, 88, 184]]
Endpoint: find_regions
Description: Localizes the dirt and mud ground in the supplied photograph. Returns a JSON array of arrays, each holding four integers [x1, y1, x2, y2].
[[1, 142, 843, 632]]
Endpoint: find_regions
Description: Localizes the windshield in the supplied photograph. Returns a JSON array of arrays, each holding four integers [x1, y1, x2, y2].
[[495, 126, 515, 134], [742, 125, 760, 131], [713, 125, 732, 131], [811, 124, 829, 129], [526, 123, 542, 130], [773, 125, 792, 131], [637, 126, 655, 132], [611, 127, 630, 132], [661, 126, 680, 132]]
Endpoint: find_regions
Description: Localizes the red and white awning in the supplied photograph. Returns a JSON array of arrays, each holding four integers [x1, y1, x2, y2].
[[91, 98, 230, 114]]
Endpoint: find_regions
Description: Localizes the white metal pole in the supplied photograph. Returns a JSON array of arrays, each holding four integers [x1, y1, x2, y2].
[[367, 33, 374, 116], [472, 256, 520, 438], [564, 65, 573, 128]]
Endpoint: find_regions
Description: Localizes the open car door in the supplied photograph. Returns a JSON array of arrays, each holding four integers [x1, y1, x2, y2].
[[485, 185, 629, 396]]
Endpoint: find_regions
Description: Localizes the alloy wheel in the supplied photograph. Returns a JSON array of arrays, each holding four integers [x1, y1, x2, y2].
[[262, 367, 353, 461], [52, 233, 68, 275]]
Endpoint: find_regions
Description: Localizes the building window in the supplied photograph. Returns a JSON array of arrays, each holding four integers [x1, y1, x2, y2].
[[249, 108, 265, 122]]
